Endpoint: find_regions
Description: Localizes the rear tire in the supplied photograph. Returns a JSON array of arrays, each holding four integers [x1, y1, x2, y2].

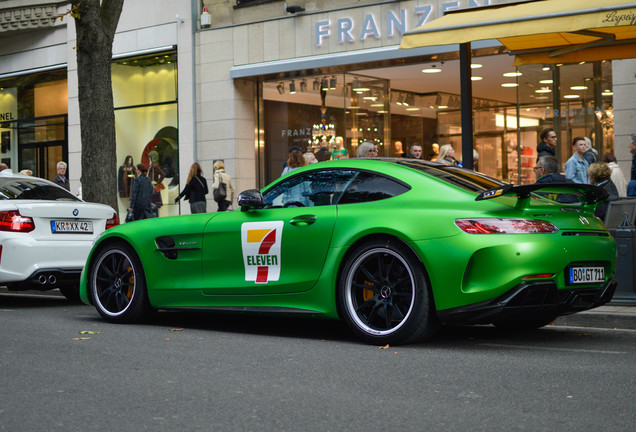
[[88, 242, 152, 323], [337, 238, 438, 345]]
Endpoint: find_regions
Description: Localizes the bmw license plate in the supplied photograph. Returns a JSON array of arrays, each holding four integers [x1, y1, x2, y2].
[[569, 266, 604, 284], [51, 220, 93, 234]]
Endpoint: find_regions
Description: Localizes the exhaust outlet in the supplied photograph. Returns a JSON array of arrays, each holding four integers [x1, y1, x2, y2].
[[39, 275, 47, 284], [48, 275, 56, 285]]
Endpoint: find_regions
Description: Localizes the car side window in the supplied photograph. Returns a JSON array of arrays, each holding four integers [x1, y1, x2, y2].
[[262, 169, 357, 208], [337, 172, 410, 204]]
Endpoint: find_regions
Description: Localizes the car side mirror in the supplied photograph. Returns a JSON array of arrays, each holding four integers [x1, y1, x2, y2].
[[238, 189, 264, 210]]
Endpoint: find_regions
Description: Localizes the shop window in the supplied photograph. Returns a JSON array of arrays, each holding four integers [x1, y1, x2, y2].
[[112, 51, 179, 219]]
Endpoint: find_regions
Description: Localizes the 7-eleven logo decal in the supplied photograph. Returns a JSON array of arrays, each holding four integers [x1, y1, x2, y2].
[[241, 221, 283, 284]]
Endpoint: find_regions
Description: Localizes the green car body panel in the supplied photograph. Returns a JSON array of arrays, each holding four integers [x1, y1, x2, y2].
[[79, 159, 617, 342]]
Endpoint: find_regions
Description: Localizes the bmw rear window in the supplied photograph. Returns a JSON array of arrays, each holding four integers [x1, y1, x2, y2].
[[0, 178, 81, 201], [396, 160, 504, 193]]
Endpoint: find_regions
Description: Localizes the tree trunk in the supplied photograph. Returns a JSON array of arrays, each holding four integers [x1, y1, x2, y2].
[[73, 0, 123, 210]]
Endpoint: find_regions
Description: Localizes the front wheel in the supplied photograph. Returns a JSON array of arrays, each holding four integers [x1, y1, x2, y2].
[[337, 239, 438, 345], [88, 242, 152, 323]]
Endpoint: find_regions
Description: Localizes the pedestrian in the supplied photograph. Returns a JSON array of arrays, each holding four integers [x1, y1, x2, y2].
[[128, 164, 154, 221], [582, 137, 598, 165], [437, 144, 459, 165], [405, 143, 422, 159], [565, 137, 589, 184], [356, 141, 378, 157], [19, 169, 33, 176], [534, 156, 568, 183], [281, 148, 306, 176], [0, 162, 7, 172], [303, 151, 318, 165], [629, 135, 636, 197], [588, 162, 619, 220], [212, 160, 234, 212], [602, 152, 627, 197], [175, 162, 209, 214], [52, 161, 70, 190], [536, 128, 557, 162], [314, 145, 331, 162]]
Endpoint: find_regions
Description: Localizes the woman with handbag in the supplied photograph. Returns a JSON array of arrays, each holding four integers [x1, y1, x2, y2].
[[175, 162, 209, 213], [212, 160, 234, 212], [128, 164, 154, 221]]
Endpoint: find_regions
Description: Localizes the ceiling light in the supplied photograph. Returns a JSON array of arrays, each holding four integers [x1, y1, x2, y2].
[[406, 107, 421, 111], [564, 94, 580, 99], [602, 90, 613, 96], [422, 65, 442, 73], [321, 78, 329, 91], [471, 63, 482, 69], [501, 83, 518, 87], [570, 85, 588, 90], [539, 79, 553, 84], [352, 78, 370, 92], [289, 80, 296, 94], [438, 105, 448, 109], [503, 72, 522, 77], [330, 76, 337, 90], [471, 76, 483, 81], [535, 88, 551, 93], [276, 82, 284, 95], [542, 66, 551, 71]]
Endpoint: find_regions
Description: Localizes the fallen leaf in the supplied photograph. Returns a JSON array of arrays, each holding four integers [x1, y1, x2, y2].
[[79, 330, 99, 335], [165, 338, 171, 341], [169, 328, 184, 332], [72, 337, 91, 341], [379, 344, 390, 349]]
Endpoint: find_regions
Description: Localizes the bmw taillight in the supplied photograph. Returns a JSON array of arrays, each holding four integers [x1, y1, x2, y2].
[[455, 218, 558, 234], [106, 212, 120, 230], [0, 210, 35, 233]]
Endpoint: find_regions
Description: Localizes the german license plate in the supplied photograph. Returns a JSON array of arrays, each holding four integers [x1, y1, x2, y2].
[[51, 220, 93, 234], [569, 266, 604, 284]]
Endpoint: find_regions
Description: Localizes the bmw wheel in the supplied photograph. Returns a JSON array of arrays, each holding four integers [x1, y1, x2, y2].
[[337, 239, 438, 345], [89, 242, 151, 323]]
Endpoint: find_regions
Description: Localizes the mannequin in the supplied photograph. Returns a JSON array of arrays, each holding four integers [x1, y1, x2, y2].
[[393, 141, 405, 158], [331, 136, 349, 160], [118, 155, 136, 198]]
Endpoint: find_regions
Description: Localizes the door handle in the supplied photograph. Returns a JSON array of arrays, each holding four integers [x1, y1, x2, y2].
[[290, 215, 317, 226]]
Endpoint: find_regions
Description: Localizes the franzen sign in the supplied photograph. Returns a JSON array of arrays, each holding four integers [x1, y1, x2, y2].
[[314, 1, 492, 46]]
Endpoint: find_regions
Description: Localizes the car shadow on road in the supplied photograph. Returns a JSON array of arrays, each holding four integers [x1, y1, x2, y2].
[[0, 290, 71, 308]]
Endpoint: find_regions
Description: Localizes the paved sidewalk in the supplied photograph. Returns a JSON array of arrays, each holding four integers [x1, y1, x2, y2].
[[553, 303, 636, 330]]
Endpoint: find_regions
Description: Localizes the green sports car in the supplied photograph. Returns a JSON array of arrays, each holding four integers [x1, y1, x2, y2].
[[79, 159, 617, 345]]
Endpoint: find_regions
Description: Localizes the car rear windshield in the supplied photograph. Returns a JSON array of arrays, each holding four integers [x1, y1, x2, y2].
[[0, 178, 81, 201], [396, 160, 504, 193]]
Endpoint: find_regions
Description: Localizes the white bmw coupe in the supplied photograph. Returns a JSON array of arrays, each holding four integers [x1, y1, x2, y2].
[[0, 172, 119, 300]]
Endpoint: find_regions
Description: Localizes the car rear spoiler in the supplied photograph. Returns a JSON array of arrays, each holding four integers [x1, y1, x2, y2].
[[475, 183, 608, 210]]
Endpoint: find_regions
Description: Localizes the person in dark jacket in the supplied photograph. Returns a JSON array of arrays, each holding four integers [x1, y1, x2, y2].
[[534, 155, 568, 183], [51, 161, 70, 191], [536, 128, 557, 162], [128, 164, 154, 221], [175, 162, 209, 213], [588, 162, 619, 220], [534, 156, 577, 203]]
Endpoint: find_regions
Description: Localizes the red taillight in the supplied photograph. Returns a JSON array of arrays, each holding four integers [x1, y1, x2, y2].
[[0, 210, 35, 233], [522, 274, 555, 279], [106, 212, 120, 230], [455, 218, 558, 234]]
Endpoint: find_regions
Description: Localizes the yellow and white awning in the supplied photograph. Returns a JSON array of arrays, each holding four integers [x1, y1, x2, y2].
[[400, 0, 636, 65]]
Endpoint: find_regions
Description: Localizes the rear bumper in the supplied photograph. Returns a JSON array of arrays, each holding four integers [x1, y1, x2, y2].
[[6, 268, 82, 291], [437, 278, 617, 325]]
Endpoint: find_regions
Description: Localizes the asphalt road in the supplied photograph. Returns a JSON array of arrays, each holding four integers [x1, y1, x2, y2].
[[1, 291, 635, 432]]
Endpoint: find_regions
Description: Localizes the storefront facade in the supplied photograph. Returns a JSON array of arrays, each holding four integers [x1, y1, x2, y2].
[[0, 0, 194, 217], [1, 0, 634, 217], [200, 0, 634, 190]]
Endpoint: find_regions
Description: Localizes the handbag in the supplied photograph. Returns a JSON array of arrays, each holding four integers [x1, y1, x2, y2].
[[125, 209, 134, 223], [213, 174, 227, 203], [154, 183, 165, 193]]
